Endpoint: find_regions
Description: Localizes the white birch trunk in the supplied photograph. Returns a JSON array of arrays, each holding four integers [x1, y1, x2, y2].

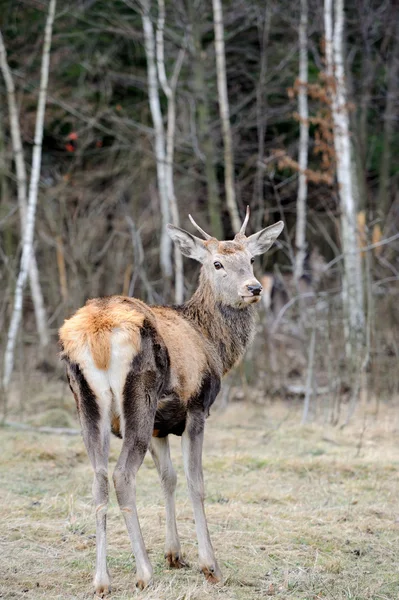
[[294, 0, 309, 283], [0, 31, 49, 347], [212, 0, 240, 233], [324, 0, 364, 356], [253, 5, 271, 231], [156, 0, 185, 304], [3, 0, 56, 391], [141, 1, 173, 285]]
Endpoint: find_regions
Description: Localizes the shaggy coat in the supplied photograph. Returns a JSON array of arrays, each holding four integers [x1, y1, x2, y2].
[[60, 274, 256, 440], [59, 212, 283, 594]]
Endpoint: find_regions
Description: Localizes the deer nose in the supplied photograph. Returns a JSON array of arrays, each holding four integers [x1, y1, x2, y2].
[[247, 283, 263, 296]]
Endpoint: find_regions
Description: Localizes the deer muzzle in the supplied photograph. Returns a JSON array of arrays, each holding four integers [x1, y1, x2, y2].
[[239, 280, 263, 304]]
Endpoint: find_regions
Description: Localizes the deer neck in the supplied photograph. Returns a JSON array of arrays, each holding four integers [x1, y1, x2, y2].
[[180, 271, 257, 374]]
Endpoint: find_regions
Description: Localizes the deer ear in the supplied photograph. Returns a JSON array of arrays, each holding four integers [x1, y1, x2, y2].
[[246, 221, 284, 256], [167, 224, 208, 263]]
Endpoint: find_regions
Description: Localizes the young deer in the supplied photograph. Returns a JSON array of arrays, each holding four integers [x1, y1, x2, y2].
[[59, 208, 283, 595]]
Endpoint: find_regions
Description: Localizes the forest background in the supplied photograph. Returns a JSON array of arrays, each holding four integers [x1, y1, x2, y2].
[[1, 2, 399, 599], [0, 0, 398, 421]]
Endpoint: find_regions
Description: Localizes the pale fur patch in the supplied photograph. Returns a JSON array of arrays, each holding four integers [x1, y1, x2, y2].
[[59, 298, 144, 370], [65, 328, 139, 427]]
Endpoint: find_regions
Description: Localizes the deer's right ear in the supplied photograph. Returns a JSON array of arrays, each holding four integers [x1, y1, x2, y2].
[[246, 221, 284, 256], [167, 224, 208, 263]]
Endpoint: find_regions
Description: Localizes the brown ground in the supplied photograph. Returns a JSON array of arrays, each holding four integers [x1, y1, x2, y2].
[[1, 381, 398, 599]]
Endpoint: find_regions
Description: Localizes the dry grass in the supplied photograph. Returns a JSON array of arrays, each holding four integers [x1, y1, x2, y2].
[[1, 383, 399, 600]]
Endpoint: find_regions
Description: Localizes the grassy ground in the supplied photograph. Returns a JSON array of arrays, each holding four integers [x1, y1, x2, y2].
[[1, 383, 399, 600]]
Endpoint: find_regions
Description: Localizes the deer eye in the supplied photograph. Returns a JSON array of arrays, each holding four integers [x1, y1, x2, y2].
[[214, 261, 223, 270], [250, 257, 255, 264]]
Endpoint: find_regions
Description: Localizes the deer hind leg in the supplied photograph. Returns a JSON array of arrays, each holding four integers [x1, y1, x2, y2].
[[182, 410, 222, 584], [150, 436, 186, 568], [67, 362, 111, 597], [113, 371, 158, 590]]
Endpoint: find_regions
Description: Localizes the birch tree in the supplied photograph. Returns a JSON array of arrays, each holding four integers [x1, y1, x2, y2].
[[294, 0, 309, 283], [156, 0, 185, 304], [324, 0, 364, 355], [188, 0, 223, 239], [253, 4, 272, 231], [212, 0, 240, 233], [140, 0, 172, 296], [0, 32, 49, 348], [139, 0, 185, 303], [3, 0, 56, 392]]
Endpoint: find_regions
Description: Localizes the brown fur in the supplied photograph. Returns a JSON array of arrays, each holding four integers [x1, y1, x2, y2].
[[216, 241, 245, 254], [152, 307, 208, 401], [59, 214, 284, 595], [111, 414, 122, 438], [60, 276, 254, 403], [60, 295, 213, 404], [59, 296, 145, 370], [179, 271, 255, 374], [204, 239, 245, 255]]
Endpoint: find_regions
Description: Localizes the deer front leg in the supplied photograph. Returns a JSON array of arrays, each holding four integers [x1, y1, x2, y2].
[[150, 436, 186, 568], [181, 412, 222, 583]]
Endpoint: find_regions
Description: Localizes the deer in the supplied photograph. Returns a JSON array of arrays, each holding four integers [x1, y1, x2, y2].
[[59, 207, 284, 596]]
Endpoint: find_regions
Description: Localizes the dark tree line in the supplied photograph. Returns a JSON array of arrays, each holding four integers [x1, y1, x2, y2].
[[0, 1, 398, 409]]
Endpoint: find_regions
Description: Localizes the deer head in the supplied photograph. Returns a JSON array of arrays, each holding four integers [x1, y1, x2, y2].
[[167, 208, 284, 308]]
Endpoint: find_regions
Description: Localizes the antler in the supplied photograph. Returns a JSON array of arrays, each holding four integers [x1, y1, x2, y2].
[[188, 214, 212, 240], [235, 205, 250, 238]]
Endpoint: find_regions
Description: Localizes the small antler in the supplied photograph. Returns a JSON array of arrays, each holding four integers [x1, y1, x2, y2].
[[236, 205, 250, 238], [188, 214, 212, 240]]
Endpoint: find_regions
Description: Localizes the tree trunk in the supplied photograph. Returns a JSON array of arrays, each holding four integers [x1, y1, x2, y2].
[[377, 19, 399, 221], [0, 96, 8, 204], [253, 4, 272, 231], [141, 1, 173, 297], [0, 30, 49, 348], [211, 0, 240, 233], [189, 1, 223, 239], [294, 0, 309, 283], [3, 0, 56, 391], [324, 0, 364, 356], [156, 0, 185, 304]]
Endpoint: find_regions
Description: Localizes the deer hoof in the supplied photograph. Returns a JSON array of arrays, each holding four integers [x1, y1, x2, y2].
[[93, 582, 110, 598], [165, 551, 188, 569], [135, 572, 152, 591], [135, 578, 150, 591], [201, 563, 222, 584]]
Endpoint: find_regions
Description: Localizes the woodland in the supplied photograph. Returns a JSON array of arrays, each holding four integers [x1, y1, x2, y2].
[[0, 0, 398, 422], [1, 3, 399, 600]]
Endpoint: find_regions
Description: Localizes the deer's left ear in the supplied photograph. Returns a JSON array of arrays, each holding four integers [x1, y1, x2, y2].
[[246, 221, 284, 256], [166, 224, 208, 263]]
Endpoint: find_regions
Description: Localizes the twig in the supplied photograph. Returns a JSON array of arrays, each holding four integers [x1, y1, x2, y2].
[[324, 231, 399, 272], [301, 322, 317, 424]]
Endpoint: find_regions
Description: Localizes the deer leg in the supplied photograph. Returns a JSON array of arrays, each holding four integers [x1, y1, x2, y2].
[[85, 427, 110, 597], [69, 364, 111, 597], [113, 377, 157, 590], [181, 412, 222, 584], [150, 436, 186, 568]]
